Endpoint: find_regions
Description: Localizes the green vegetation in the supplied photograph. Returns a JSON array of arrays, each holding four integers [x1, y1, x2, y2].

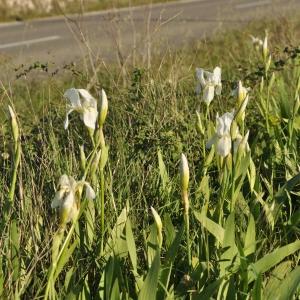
[[0, 16, 300, 299]]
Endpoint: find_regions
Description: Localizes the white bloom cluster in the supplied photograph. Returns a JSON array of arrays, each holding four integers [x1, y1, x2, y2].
[[63, 88, 108, 130], [196, 67, 222, 105], [206, 111, 249, 157], [51, 174, 95, 224]]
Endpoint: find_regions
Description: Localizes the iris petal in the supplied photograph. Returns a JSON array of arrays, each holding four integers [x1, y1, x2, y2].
[[64, 88, 81, 108], [85, 183, 96, 200], [64, 109, 74, 130], [203, 85, 215, 104], [82, 108, 98, 129], [217, 136, 232, 157], [213, 67, 221, 84], [51, 191, 63, 208], [206, 134, 218, 149], [78, 89, 97, 106], [196, 68, 206, 86], [215, 83, 222, 95]]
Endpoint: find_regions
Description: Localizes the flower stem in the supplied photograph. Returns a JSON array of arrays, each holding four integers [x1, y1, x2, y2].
[[100, 169, 105, 254], [9, 142, 21, 202], [182, 191, 191, 270], [44, 201, 87, 299]]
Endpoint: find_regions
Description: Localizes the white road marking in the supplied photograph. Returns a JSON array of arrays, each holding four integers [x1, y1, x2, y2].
[[0, 35, 61, 49], [236, 0, 271, 9]]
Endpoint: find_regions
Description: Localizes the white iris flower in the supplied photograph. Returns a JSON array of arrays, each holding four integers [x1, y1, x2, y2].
[[207, 111, 250, 157], [51, 174, 96, 224], [250, 35, 263, 50], [206, 111, 235, 157], [196, 66, 222, 105], [64, 88, 98, 130]]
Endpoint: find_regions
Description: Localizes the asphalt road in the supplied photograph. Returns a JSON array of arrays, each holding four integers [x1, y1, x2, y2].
[[0, 0, 299, 74]]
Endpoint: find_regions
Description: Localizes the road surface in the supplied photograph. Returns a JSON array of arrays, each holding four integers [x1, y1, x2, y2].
[[0, 0, 299, 78]]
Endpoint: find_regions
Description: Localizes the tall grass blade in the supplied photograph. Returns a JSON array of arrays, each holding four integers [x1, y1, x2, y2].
[[157, 149, 170, 191], [126, 218, 137, 272], [264, 261, 292, 300], [252, 273, 262, 300], [138, 251, 161, 300], [10, 219, 20, 283], [104, 207, 128, 259], [220, 213, 238, 277], [53, 240, 78, 282], [275, 266, 300, 300], [192, 278, 223, 300], [244, 214, 256, 256], [248, 240, 300, 283], [194, 210, 224, 245]]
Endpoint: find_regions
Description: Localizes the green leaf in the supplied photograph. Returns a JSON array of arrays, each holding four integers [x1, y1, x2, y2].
[[64, 267, 75, 291], [194, 210, 224, 245], [0, 255, 4, 297], [84, 199, 95, 249], [232, 153, 251, 205], [226, 276, 236, 300], [247, 157, 256, 192], [126, 218, 137, 272], [10, 219, 20, 282], [220, 213, 238, 277], [252, 273, 262, 300], [192, 278, 223, 299], [248, 240, 300, 283], [293, 115, 300, 130], [276, 266, 300, 300], [275, 172, 300, 203], [255, 191, 275, 230], [105, 256, 115, 299], [264, 261, 292, 300], [158, 225, 184, 299], [100, 146, 109, 170], [79, 277, 90, 300], [104, 207, 128, 259], [165, 224, 184, 263], [197, 175, 210, 206], [163, 214, 176, 249], [138, 251, 161, 300], [244, 214, 256, 256], [288, 209, 300, 227], [147, 224, 158, 267], [54, 240, 78, 281], [235, 151, 251, 179], [157, 149, 170, 190], [110, 278, 120, 300], [125, 218, 143, 291]]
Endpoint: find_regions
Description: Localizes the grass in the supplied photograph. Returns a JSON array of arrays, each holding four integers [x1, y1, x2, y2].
[[0, 0, 174, 22], [0, 14, 300, 299]]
